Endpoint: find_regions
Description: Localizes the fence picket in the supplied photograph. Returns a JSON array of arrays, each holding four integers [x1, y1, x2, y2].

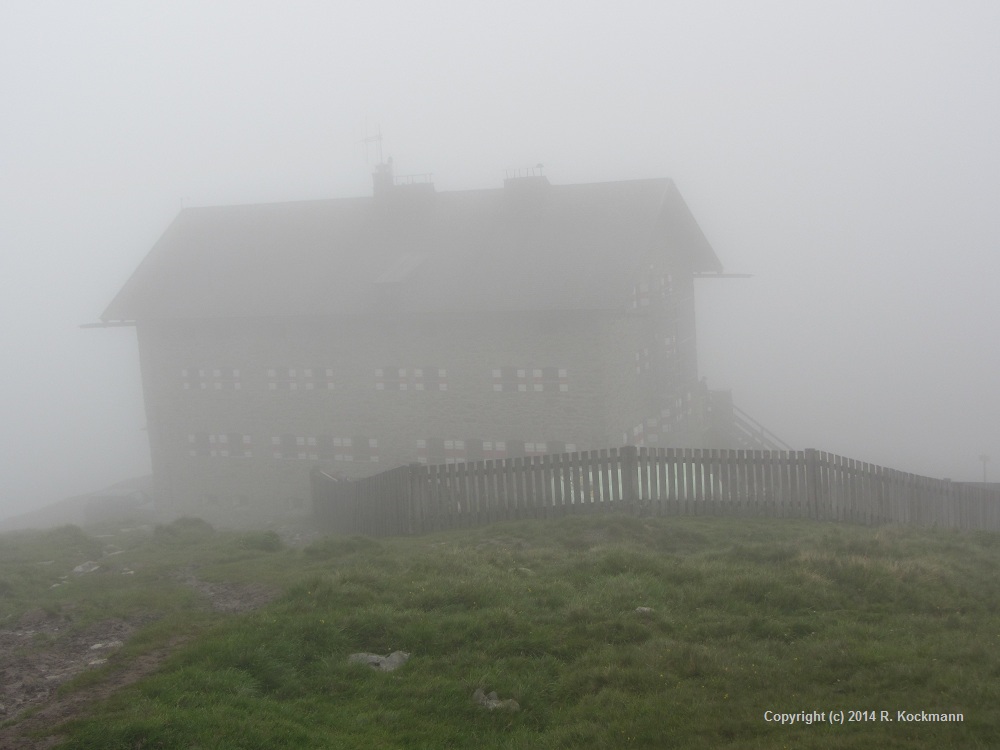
[[718, 448, 733, 515], [527, 455, 541, 519]]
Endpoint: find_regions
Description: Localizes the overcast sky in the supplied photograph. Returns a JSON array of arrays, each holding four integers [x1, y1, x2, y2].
[[2, 1, 998, 519]]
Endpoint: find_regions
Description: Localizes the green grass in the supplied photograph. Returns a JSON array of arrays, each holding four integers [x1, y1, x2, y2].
[[4, 515, 999, 748]]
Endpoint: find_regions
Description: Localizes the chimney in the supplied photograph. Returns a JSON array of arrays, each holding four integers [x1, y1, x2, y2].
[[372, 157, 435, 221], [372, 157, 395, 199]]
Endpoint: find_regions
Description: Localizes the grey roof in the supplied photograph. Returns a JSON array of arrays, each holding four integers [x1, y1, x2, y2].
[[102, 177, 723, 321]]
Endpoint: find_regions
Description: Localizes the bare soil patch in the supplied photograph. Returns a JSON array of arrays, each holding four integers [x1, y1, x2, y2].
[[0, 571, 279, 748], [0, 610, 160, 749], [174, 566, 279, 613]]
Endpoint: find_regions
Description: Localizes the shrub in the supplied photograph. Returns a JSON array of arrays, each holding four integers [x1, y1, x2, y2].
[[153, 517, 216, 543], [238, 530, 283, 552]]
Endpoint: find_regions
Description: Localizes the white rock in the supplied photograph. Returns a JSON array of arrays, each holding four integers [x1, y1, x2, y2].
[[473, 688, 520, 711], [89, 639, 123, 651], [347, 650, 410, 672]]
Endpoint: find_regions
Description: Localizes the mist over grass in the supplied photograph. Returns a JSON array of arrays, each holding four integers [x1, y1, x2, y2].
[[3, 516, 998, 748]]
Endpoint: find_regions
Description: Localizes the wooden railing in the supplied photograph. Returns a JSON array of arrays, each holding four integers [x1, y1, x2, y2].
[[312, 447, 1000, 536]]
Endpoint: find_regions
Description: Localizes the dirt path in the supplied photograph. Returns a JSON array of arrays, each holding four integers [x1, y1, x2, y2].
[[0, 572, 279, 748], [0, 631, 185, 750]]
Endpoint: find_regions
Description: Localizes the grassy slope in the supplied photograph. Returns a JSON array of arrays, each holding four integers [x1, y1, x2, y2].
[[3, 515, 999, 749]]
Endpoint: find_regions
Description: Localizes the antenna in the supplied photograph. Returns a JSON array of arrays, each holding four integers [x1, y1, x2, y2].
[[361, 124, 383, 164]]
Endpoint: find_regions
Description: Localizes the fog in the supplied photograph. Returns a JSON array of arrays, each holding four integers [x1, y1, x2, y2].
[[2, 1, 998, 520]]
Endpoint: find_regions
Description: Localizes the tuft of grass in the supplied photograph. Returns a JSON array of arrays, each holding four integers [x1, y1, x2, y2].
[[302, 534, 383, 560], [236, 530, 284, 553], [152, 516, 216, 544]]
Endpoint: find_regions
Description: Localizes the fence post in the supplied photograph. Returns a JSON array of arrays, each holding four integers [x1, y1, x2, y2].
[[942, 477, 954, 530], [621, 445, 639, 514], [309, 466, 327, 526], [406, 463, 422, 535], [805, 448, 819, 521]]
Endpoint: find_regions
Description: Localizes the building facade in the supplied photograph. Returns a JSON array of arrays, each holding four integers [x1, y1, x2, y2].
[[102, 168, 736, 522]]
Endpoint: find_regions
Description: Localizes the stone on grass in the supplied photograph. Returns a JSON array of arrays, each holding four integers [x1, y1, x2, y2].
[[347, 650, 410, 672], [473, 688, 520, 711], [72, 561, 100, 575], [635, 606, 654, 614], [89, 640, 124, 651]]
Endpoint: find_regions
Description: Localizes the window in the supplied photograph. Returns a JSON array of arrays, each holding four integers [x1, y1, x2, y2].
[[268, 366, 334, 391], [377, 367, 448, 391], [492, 366, 569, 392], [188, 432, 252, 458]]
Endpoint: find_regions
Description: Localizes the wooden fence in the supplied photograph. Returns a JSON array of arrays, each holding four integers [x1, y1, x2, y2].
[[311, 447, 1000, 536]]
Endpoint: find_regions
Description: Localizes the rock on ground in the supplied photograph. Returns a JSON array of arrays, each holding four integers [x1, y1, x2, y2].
[[347, 651, 410, 672], [472, 688, 520, 711]]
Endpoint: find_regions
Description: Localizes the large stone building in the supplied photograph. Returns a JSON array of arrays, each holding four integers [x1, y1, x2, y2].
[[101, 165, 767, 522]]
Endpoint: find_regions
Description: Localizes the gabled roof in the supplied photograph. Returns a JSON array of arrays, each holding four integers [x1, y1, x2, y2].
[[101, 177, 722, 321]]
